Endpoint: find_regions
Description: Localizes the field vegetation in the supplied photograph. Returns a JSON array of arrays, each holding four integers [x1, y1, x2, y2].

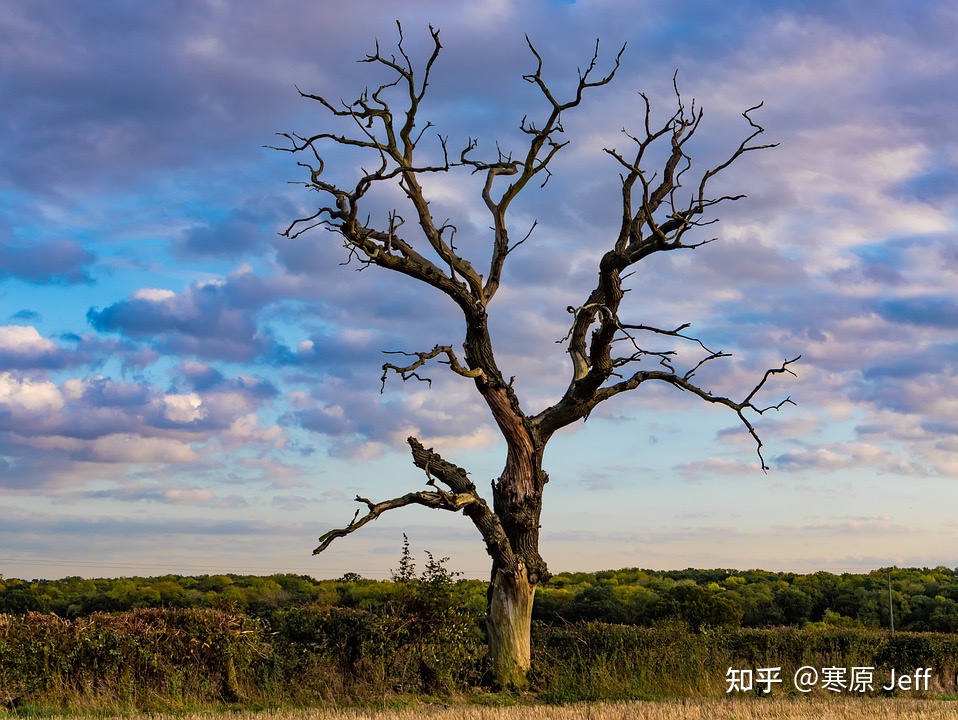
[[2, 557, 958, 713], [5, 699, 958, 719], [4, 564, 958, 632]]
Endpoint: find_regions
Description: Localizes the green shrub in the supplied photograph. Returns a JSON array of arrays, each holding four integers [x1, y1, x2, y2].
[[4, 608, 958, 711]]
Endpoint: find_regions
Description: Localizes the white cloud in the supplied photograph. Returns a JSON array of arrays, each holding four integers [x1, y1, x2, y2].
[[61, 378, 87, 400], [132, 288, 176, 302], [0, 325, 57, 353], [90, 434, 198, 464], [774, 442, 927, 476], [0, 372, 64, 412], [224, 413, 284, 446], [163, 392, 206, 423]]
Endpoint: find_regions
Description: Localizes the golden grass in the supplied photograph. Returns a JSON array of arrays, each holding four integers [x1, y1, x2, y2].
[[12, 699, 958, 720]]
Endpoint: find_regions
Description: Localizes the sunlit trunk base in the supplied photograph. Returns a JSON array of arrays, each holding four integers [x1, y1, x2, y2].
[[487, 562, 536, 689]]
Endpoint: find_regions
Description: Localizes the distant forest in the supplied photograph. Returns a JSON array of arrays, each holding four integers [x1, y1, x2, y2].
[[4, 565, 958, 632]]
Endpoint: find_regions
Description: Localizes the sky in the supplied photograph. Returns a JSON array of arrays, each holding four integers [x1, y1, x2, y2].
[[2, 0, 958, 581]]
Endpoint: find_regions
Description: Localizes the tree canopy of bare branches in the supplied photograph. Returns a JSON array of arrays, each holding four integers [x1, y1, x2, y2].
[[274, 23, 797, 688]]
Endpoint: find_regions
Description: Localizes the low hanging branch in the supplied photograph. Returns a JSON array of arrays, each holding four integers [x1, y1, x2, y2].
[[315, 436, 516, 571], [313, 489, 476, 556]]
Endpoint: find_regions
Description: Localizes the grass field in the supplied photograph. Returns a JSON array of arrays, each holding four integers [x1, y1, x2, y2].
[[8, 699, 958, 720]]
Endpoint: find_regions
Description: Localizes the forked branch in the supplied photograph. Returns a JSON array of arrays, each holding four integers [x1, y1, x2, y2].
[[595, 355, 801, 470], [271, 23, 487, 315], [313, 490, 476, 555], [314, 436, 515, 569], [535, 78, 793, 468], [381, 344, 487, 392], [462, 37, 625, 303]]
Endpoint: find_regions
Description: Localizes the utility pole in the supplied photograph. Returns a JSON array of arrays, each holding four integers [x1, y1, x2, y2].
[[887, 568, 895, 635]]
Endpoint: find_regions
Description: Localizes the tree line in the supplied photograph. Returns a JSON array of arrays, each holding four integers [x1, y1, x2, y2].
[[3, 564, 957, 632]]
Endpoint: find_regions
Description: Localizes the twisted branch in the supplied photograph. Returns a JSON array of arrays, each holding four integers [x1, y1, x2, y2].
[[314, 437, 515, 569], [313, 490, 476, 556], [381, 344, 486, 392]]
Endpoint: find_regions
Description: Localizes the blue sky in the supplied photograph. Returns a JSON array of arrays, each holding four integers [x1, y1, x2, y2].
[[2, 0, 957, 580]]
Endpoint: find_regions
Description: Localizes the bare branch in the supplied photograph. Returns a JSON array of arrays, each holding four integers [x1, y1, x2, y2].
[[273, 26, 491, 316], [477, 39, 625, 304], [381, 344, 487, 392], [407, 437, 516, 569], [313, 490, 476, 555], [538, 81, 786, 447], [617, 321, 719, 357], [312, 436, 517, 571], [593, 356, 801, 470]]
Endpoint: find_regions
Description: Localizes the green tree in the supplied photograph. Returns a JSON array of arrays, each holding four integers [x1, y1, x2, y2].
[[655, 583, 742, 631], [929, 596, 958, 632], [773, 586, 814, 626]]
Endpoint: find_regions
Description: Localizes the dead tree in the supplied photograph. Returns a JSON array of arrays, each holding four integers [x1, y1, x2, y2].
[[274, 24, 797, 688]]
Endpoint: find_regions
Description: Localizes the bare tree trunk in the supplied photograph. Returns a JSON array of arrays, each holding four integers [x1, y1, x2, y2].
[[484, 443, 548, 689], [487, 561, 536, 689]]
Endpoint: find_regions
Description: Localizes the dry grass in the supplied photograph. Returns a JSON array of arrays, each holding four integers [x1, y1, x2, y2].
[[11, 699, 958, 720]]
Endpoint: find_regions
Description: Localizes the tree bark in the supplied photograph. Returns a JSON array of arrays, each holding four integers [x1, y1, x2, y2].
[[487, 560, 536, 689]]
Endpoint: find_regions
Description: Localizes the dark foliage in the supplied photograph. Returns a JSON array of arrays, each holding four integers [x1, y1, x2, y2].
[[3, 566, 958, 632]]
